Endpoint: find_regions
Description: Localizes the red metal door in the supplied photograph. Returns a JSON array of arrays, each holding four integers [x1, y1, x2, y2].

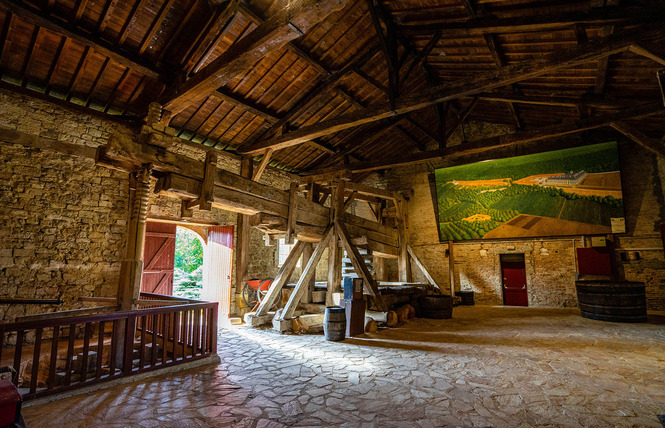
[[501, 258, 528, 306], [141, 222, 176, 295]]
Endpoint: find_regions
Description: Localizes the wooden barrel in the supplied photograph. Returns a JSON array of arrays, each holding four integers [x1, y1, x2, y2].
[[324, 306, 346, 341], [457, 291, 475, 306], [575, 280, 647, 323]]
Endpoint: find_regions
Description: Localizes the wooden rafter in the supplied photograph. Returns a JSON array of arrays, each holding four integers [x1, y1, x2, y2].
[[317, 102, 665, 174], [160, 0, 349, 115], [610, 121, 665, 157], [138, 0, 177, 56], [398, 6, 665, 35], [240, 26, 665, 155], [184, 1, 238, 75]]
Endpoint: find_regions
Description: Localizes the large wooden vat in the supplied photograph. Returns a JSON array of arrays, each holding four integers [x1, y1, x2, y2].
[[575, 280, 647, 323]]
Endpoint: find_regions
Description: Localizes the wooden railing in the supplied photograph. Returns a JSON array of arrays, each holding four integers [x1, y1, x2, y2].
[[0, 298, 218, 401]]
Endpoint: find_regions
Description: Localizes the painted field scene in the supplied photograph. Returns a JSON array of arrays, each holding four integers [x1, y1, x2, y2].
[[434, 142, 625, 241]]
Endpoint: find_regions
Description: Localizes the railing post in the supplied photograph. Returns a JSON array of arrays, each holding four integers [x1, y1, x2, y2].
[[122, 315, 136, 375], [211, 304, 218, 355]]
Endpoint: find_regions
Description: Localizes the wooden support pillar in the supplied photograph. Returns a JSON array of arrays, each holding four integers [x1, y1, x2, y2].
[[235, 155, 253, 297], [396, 197, 411, 282], [326, 180, 345, 305], [374, 200, 387, 281], [117, 164, 151, 310], [302, 242, 315, 303], [448, 240, 456, 296]]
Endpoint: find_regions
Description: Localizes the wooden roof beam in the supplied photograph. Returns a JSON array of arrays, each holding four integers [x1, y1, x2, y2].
[[610, 121, 665, 157], [398, 6, 665, 36], [326, 102, 665, 174], [0, 0, 162, 80], [160, 0, 349, 115], [240, 25, 665, 155]]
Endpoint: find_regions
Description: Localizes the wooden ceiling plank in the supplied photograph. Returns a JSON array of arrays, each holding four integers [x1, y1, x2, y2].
[[138, 0, 178, 56], [189, 98, 224, 138], [104, 66, 130, 113], [45, 35, 67, 94], [157, 0, 198, 61], [20, 26, 41, 87], [65, 45, 90, 101], [121, 75, 145, 115], [264, 63, 310, 110], [117, 0, 150, 46], [85, 57, 110, 107], [239, 25, 665, 155], [176, 96, 212, 138], [336, 102, 665, 174], [399, 6, 665, 36], [97, 0, 118, 33], [188, 2, 239, 75], [160, 0, 350, 115], [0, 0, 161, 80], [0, 12, 12, 67], [241, 50, 292, 101], [73, 0, 89, 23]]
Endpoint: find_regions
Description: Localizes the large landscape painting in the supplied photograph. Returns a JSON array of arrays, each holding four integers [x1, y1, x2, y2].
[[434, 142, 625, 241]]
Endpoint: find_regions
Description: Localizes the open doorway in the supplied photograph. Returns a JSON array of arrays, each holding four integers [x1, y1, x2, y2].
[[173, 226, 205, 299]]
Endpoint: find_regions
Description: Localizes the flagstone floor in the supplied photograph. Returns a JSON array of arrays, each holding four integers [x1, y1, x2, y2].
[[22, 306, 665, 427]]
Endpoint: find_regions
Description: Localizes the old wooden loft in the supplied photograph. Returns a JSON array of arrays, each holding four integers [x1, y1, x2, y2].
[[2, 0, 665, 424]]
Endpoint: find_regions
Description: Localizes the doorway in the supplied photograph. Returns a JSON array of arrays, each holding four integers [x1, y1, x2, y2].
[[201, 226, 234, 321], [500, 254, 528, 306]]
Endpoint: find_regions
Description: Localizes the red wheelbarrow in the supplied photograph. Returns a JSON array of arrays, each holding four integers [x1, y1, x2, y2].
[[241, 279, 280, 311]]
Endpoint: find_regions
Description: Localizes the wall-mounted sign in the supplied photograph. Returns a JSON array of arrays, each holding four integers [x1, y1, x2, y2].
[[611, 217, 626, 234]]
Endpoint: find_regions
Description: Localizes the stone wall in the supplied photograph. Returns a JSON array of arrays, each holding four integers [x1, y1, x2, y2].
[[386, 122, 665, 310], [0, 89, 329, 321]]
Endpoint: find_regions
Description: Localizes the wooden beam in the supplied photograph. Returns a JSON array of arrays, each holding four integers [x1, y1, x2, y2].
[[335, 220, 388, 311], [281, 226, 334, 319], [252, 149, 273, 181], [210, 89, 279, 123], [401, 31, 441, 84], [344, 181, 398, 202], [630, 41, 665, 67], [610, 121, 665, 157], [239, 25, 664, 155], [254, 240, 306, 317], [321, 102, 665, 174], [448, 241, 455, 296], [0, 0, 162, 80], [407, 245, 444, 293], [342, 191, 357, 212], [199, 151, 217, 210], [160, 0, 349, 114], [398, 6, 665, 35], [286, 182, 299, 244], [138, 0, 177, 56]]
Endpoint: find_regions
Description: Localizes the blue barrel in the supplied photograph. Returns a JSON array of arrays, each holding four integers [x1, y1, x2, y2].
[[324, 306, 346, 341]]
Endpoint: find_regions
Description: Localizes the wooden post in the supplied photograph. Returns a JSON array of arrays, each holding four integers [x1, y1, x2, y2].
[[448, 240, 456, 296], [326, 181, 344, 305], [286, 181, 298, 244], [235, 155, 253, 300], [374, 200, 386, 281], [255, 241, 305, 317], [302, 243, 315, 303], [396, 197, 411, 282]]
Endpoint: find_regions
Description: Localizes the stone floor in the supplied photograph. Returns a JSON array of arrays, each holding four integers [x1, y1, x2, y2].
[[22, 306, 665, 427]]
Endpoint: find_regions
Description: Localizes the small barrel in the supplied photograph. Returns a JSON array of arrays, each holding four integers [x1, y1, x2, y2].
[[324, 306, 346, 341], [575, 280, 647, 323], [457, 291, 475, 306], [418, 295, 453, 319]]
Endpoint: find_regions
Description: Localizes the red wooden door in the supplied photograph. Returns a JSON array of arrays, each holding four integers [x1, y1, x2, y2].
[[501, 257, 528, 306], [141, 222, 177, 295]]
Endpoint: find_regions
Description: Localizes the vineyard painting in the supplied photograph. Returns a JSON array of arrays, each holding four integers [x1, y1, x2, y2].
[[434, 142, 625, 241]]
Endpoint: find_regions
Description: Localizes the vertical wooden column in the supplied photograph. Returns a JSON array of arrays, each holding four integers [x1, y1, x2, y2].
[[374, 200, 387, 281], [326, 180, 345, 305], [448, 240, 456, 296], [303, 183, 316, 302], [235, 156, 253, 299], [396, 196, 412, 283], [118, 164, 152, 310]]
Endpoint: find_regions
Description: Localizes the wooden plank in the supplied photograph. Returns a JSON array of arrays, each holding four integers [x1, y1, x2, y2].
[[15, 306, 119, 323], [281, 227, 334, 319], [0, 0, 162, 80], [407, 245, 443, 293], [342, 191, 357, 212], [211, 89, 279, 123], [610, 121, 665, 157], [399, 6, 664, 35], [629, 41, 665, 66], [396, 197, 410, 282], [335, 221, 388, 311], [0, 126, 97, 159], [254, 240, 305, 316], [343, 182, 398, 202], [239, 25, 664, 155], [160, 0, 349, 114]]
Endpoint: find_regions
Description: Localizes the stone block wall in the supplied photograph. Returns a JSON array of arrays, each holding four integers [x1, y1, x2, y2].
[[0, 89, 329, 321], [386, 122, 665, 310]]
